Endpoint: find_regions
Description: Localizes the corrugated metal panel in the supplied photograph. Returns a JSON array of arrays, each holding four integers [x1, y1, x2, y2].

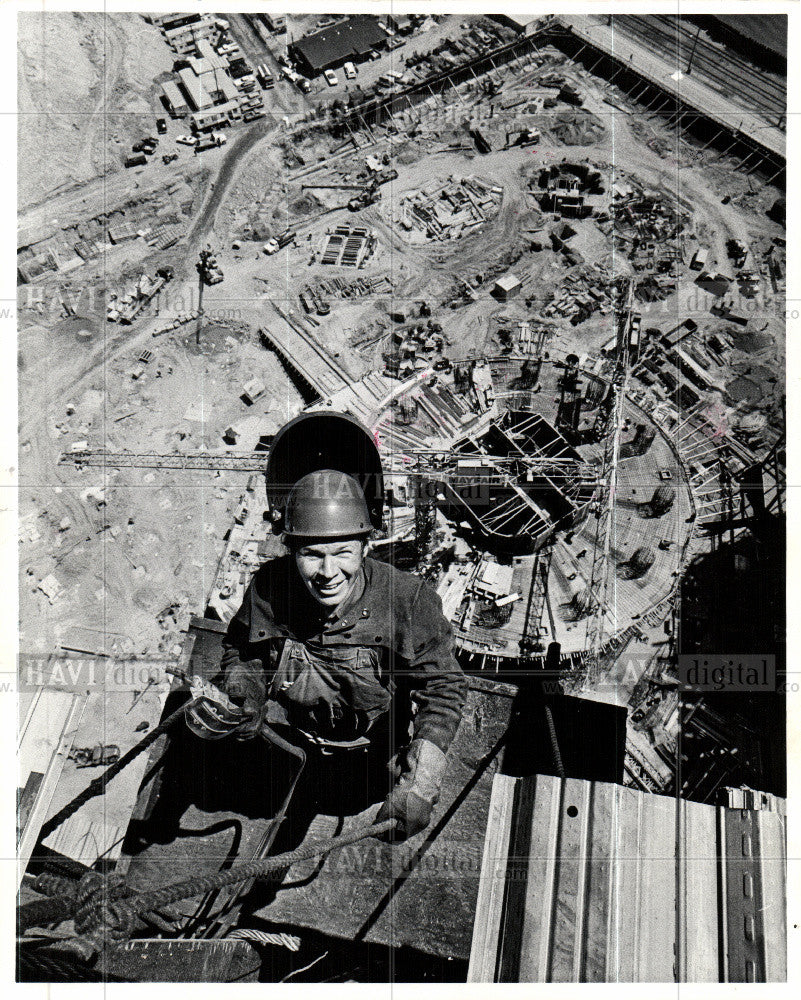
[[468, 774, 786, 982]]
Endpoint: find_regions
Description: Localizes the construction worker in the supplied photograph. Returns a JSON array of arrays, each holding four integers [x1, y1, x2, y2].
[[187, 468, 467, 843]]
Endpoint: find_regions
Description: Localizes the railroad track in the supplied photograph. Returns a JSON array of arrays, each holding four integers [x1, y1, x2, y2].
[[611, 15, 786, 125]]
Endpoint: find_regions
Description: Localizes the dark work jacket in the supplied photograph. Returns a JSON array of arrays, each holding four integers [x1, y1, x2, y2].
[[220, 555, 468, 754]]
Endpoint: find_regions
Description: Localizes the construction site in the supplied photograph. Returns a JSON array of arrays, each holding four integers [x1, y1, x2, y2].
[[16, 8, 787, 986]]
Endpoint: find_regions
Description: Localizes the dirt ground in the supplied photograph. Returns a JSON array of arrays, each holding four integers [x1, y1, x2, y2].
[[17, 12, 785, 669], [17, 12, 175, 210]]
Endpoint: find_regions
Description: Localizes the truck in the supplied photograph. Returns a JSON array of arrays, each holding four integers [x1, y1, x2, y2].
[[690, 246, 708, 271], [262, 229, 297, 255], [194, 132, 226, 153], [125, 153, 148, 168], [256, 63, 275, 89]]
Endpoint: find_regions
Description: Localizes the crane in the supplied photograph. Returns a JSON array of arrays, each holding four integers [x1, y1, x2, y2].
[[575, 279, 634, 690], [195, 245, 224, 346], [60, 449, 599, 479]]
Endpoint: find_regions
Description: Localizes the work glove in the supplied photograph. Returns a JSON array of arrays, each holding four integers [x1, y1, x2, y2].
[[376, 738, 448, 842], [184, 675, 249, 741], [223, 659, 268, 741]]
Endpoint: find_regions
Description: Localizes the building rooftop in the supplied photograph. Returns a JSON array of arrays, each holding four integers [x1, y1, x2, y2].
[[494, 273, 522, 291], [161, 79, 188, 109], [477, 561, 515, 597], [178, 66, 214, 111], [187, 42, 230, 76], [291, 15, 386, 73]]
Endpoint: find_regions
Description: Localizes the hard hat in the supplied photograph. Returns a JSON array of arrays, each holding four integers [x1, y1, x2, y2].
[[284, 469, 372, 540], [265, 411, 385, 533]]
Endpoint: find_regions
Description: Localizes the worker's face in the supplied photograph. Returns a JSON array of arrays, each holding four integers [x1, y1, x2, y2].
[[294, 539, 365, 609]]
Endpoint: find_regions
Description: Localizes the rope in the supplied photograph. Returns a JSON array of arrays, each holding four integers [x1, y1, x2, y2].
[[18, 818, 396, 938], [121, 818, 396, 916], [17, 895, 74, 933], [544, 703, 566, 779], [280, 950, 329, 981], [39, 703, 188, 841], [32, 873, 78, 899], [228, 928, 301, 951]]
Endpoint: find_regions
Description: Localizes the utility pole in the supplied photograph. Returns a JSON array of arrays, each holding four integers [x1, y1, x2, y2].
[[195, 245, 223, 346], [686, 25, 701, 74]]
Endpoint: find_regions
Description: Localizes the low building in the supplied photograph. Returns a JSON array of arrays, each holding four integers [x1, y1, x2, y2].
[[290, 15, 386, 76], [176, 57, 244, 125], [473, 561, 515, 601], [163, 16, 216, 55], [493, 274, 521, 301], [191, 100, 241, 132], [242, 378, 266, 404], [187, 38, 230, 75], [489, 13, 543, 35], [162, 80, 190, 117], [178, 66, 214, 111]]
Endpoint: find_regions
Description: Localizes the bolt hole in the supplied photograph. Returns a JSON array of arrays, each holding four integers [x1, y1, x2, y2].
[[566, 805, 579, 818]]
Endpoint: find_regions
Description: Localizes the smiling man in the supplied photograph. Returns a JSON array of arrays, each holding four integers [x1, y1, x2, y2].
[[188, 468, 467, 842]]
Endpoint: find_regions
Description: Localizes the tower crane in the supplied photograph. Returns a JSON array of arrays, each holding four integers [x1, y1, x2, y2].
[[576, 279, 634, 690]]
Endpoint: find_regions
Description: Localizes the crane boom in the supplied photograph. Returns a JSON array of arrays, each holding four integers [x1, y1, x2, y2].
[[578, 279, 634, 689]]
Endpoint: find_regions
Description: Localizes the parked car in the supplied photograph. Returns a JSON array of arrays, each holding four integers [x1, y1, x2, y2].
[[176, 134, 198, 146], [324, 68, 339, 87], [343, 61, 357, 79]]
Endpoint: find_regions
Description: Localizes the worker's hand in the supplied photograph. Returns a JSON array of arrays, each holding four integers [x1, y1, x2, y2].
[[224, 662, 267, 741], [376, 739, 447, 842], [184, 695, 248, 741], [223, 656, 267, 740]]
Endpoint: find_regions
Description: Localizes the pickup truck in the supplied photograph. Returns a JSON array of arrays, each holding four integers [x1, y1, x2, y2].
[[195, 133, 227, 153]]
